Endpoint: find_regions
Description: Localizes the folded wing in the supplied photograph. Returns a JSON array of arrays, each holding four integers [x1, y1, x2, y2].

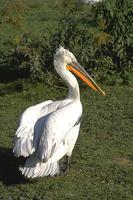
[[37, 101, 82, 162], [13, 100, 52, 157], [21, 101, 82, 178]]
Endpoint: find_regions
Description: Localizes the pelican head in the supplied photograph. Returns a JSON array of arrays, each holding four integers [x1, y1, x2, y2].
[[54, 46, 105, 96], [54, 46, 77, 69]]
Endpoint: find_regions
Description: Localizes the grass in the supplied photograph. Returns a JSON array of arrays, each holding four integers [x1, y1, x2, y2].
[[0, 80, 133, 200], [0, 0, 90, 42]]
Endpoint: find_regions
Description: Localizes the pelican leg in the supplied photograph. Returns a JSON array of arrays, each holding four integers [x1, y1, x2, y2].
[[59, 155, 70, 175], [64, 155, 70, 174]]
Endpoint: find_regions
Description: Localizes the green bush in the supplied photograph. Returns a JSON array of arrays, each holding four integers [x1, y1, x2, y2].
[[0, 0, 132, 85]]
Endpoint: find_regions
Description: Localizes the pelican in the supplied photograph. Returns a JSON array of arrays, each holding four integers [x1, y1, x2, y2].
[[13, 47, 105, 178]]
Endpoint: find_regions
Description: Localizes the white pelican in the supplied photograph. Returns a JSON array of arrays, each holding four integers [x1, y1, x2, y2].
[[13, 47, 105, 178]]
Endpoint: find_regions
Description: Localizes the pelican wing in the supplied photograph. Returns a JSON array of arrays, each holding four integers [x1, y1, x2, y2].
[[13, 100, 53, 157], [37, 101, 82, 161]]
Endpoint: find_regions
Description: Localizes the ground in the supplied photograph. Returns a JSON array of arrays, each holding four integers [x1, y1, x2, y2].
[[0, 81, 132, 200]]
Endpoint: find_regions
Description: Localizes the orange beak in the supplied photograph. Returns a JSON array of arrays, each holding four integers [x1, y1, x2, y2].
[[67, 62, 105, 96]]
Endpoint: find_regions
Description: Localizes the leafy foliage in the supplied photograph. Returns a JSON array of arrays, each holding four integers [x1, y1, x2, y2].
[[1, 0, 27, 28], [92, 0, 133, 79], [0, 0, 132, 85]]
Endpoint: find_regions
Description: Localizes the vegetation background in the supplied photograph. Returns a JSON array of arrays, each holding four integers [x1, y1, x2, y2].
[[0, 0, 132, 199], [0, 0, 132, 84]]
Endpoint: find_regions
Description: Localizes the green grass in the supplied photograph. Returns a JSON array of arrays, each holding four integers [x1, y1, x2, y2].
[[0, 0, 90, 42], [0, 81, 133, 200], [0, 0, 57, 43]]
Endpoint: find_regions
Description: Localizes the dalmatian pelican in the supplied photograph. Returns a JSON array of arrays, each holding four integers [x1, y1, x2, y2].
[[13, 47, 105, 178]]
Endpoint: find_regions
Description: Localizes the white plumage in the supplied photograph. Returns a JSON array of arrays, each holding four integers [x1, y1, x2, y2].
[[80, 0, 102, 4], [13, 47, 105, 178]]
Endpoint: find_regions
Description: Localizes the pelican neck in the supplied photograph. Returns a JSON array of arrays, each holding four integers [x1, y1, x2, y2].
[[61, 69, 80, 100]]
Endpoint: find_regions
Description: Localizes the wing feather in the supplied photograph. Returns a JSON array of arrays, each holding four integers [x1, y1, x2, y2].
[[37, 101, 82, 161], [13, 100, 52, 157]]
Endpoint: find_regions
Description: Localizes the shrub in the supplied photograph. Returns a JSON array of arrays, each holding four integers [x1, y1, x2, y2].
[[0, 0, 132, 85]]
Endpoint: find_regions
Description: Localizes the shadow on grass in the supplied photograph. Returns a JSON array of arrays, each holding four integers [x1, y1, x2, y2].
[[0, 147, 29, 186], [0, 65, 28, 83]]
